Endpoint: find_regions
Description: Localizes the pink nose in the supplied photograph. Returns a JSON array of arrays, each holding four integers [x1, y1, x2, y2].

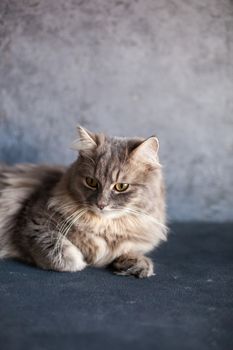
[[97, 202, 106, 210]]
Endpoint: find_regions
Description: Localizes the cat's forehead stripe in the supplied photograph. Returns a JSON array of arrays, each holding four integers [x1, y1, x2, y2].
[[93, 139, 126, 182]]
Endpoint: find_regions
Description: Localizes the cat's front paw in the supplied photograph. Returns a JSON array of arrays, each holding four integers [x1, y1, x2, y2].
[[34, 239, 87, 273], [113, 254, 155, 278], [61, 243, 87, 272]]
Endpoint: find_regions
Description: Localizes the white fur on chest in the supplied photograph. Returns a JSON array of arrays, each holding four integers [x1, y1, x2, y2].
[[91, 237, 155, 267], [79, 213, 165, 267], [91, 236, 110, 267]]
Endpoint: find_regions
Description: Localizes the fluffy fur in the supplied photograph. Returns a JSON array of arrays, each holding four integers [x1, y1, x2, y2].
[[0, 127, 167, 278]]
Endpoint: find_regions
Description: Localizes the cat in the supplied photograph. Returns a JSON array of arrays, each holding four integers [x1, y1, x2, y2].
[[0, 126, 167, 278]]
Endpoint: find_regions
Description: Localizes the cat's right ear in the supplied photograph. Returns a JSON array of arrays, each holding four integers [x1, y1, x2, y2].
[[71, 126, 97, 153]]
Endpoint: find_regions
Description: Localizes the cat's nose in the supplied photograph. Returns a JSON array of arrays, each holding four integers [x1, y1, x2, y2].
[[97, 202, 106, 210]]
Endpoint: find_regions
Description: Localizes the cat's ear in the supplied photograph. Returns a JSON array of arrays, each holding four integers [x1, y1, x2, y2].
[[129, 136, 160, 166], [71, 126, 97, 152]]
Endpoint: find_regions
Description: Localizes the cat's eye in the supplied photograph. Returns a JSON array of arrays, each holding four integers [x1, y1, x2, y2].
[[114, 183, 129, 192], [86, 177, 98, 189]]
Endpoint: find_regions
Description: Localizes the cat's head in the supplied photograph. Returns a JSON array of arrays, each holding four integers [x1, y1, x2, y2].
[[69, 126, 162, 219]]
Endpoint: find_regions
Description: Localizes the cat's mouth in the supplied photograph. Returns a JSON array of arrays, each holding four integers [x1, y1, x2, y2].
[[91, 206, 126, 219]]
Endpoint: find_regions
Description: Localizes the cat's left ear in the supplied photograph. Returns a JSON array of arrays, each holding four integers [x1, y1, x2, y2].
[[71, 126, 97, 152], [130, 136, 161, 166]]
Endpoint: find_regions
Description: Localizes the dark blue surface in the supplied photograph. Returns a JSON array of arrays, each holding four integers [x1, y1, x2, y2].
[[0, 223, 233, 350]]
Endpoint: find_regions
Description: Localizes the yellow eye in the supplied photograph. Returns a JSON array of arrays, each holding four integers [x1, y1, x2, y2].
[[114, 183, 129, 192], [86, 177, 98, 188]]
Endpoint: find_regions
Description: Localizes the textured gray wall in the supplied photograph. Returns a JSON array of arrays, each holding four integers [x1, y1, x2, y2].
[[0, 0, 233, 221]]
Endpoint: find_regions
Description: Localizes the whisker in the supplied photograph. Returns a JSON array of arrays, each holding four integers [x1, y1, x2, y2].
[[52, 207, 88, 259], [115, 206, 167, 230]]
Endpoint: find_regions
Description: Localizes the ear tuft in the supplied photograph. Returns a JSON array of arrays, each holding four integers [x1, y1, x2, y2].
[[71, 126, 97, 152]]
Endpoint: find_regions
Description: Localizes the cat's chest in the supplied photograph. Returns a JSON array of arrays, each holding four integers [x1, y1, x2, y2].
[[69, 216, 155, 266], [89, 236, 112, 266], [71, 223, 152, 267], [72, 224, 125, 267], [89, 235, 153, 267]]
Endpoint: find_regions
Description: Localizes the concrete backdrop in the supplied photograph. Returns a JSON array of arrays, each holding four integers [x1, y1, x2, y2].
[[0, 0, 233, 221]]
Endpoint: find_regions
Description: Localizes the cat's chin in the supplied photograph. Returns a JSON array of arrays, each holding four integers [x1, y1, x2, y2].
[[91, 207, 126, 219]]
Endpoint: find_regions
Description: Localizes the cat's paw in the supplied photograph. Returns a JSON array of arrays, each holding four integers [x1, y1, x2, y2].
[[114, 255, 155, 278], [61, 243, 87, 272]]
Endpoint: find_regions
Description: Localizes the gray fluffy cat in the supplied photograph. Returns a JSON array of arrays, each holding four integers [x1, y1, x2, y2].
[[0, 127, 167, 278]]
